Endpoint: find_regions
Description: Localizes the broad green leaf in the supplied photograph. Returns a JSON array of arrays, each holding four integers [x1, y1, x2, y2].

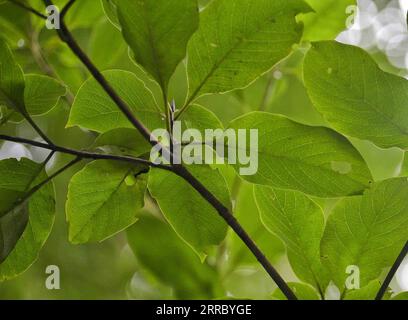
[[0, 169, 55, 281], [0, 38, 25, 112], [92, 104, 222, 156], [116, 0, 199, 90], [343, 280, 381, 300], [24, 74, 66, 116], [228, 181, 285, 268], [304, 41, 408, 150], [93, 128, 151, 157], [321, 178, 408, 290], [228, 112, 372, 197], [271, 282, 320, 300], [300, 0, 356, 41], [66, 160, 147, 244], [254, 186, 327, 292], [148, 165, 229, 254], [186, 0, 311, 101], [127, 214, 223, 299], [68, 70, 164, 133]]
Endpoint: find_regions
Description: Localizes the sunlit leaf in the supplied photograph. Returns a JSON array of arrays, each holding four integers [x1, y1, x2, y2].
[[304, 41, 408, 149], [66, 160, 147, 244], [228, 112, 372, 197], [321, 178, 408, 290], [68, 70, 164, 133], [148, 165, 229, 255]]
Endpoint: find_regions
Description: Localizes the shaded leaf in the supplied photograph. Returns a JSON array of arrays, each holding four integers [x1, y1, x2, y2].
[[186, 0, 310, 102], [228, 112, 372, 197], [68, 70, 164, 133], [271, 282, 320, 300], [321, 178, 408, 290]]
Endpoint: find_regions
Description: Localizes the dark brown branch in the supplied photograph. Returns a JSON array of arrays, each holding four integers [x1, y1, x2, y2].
[[376, 241, 408, 300]]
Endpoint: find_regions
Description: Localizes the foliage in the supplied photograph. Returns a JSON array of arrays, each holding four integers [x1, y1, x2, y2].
[[0, 0, 407, 301]]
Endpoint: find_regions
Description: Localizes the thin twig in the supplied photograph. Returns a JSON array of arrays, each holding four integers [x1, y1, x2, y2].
[[376, 241, 408, 300]]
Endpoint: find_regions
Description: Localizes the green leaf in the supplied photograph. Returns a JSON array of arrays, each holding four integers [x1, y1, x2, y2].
[[228, 181, 285, 267], [0, 158, 53, 264], [66, 160, 147, 244], [116, 0, 199, 90], [127, 214, 223, 299], [343, 280, 381, 300], [271, 282, 320, 300], [228, 112, 372, 197], [0, 168, 55, 281], [254, 186, 327, 292], [24, 74, 66, 116], [300, 0, 356, 41], [321, 178, 408, 290], [304, 41, 408, 150], [0, 38, 25, 112], [68, 70, 164, 133], [179, 104, 224, 134], [89, 19, 128, 70], [186, 0, 311, 102], [148, 165, 229, 255]]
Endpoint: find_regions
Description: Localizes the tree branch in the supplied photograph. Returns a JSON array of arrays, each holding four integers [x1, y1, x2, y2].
[[12, 0, 298, 300], [0, 134, 171, 171], [376, 241, 408, 300]]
